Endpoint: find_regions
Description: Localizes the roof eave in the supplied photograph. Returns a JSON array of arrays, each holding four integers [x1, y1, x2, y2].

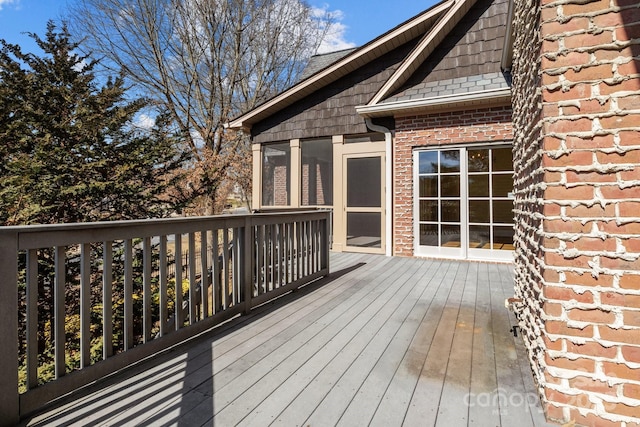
[[227, 0, 454, 131], [356, 87, 512, 118]]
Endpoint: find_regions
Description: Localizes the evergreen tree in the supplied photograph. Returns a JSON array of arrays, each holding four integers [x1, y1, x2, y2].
[[1, 24, 195, 389], [0, 22, 190, 225]]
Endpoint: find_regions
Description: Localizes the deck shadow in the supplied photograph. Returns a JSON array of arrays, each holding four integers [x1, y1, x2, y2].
[[18, 261, 366, 426]]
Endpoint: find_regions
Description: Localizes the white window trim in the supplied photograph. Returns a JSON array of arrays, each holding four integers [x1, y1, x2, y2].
[[413, 144, 515, 262]]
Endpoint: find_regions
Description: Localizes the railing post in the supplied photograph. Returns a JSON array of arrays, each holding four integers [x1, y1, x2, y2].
[[243, 216, 253, 314], [0, 230, 20, 425], [323, 211, 331, 274]]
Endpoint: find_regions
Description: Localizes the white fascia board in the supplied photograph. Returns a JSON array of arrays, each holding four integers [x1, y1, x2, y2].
[[356, 87, 512, 117], [501, 0, 516, 70], [368, 0, 478, 106]]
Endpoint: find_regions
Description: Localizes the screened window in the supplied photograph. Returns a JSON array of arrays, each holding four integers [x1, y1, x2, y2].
[[262, 143, 290, 206], [301, 139, 333, 206]]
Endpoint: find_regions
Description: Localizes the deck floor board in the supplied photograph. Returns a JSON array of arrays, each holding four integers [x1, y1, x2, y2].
[[23, 253, 555, 427], [237, 257, 428, 426]]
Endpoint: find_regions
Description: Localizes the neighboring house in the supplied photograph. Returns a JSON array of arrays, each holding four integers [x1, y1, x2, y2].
[[230, 0, 640, 425]]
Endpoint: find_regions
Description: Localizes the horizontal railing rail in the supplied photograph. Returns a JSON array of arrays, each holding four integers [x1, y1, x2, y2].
[[0, 210, 330, 424]]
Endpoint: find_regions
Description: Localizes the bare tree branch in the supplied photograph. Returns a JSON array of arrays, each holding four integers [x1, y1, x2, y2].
[[69, 0, 334, 213]]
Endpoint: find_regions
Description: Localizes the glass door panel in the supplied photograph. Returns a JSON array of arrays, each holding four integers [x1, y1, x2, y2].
[[469, 225, 490, 249], [467, 147, 514, 260], [469, 200, 490, 223], [468, 175, 489, 197], [415, 149, 464, 257]]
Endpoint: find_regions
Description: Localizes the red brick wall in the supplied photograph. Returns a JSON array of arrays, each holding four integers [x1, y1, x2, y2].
[[512, 0, 640, 424], [511, 0, 548, 421], [393, 106, 513, 256], [315, 162, 329, 205], [302, 160, 330, 206], [273, 163, 288, 206], [302, 162, 310, 205]]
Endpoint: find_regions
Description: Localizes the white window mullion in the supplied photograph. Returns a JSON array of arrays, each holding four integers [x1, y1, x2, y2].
[[461, 147, 468, 258]]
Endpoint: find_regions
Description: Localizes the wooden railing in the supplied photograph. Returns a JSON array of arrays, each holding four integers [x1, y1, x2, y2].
[[0, 210, 330, 424]]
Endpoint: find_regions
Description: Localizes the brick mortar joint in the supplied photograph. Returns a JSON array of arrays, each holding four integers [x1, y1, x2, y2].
[[543, 59, 637, 78], [545, 347, 629, 367], [545, 403, 640, 425], [543, 244, 640, 260], [543, 380, 640, 411], [542, 0, 628, 8], [548, 111, 640, 124], [546, 370, 640, 388], [546, 262, 640, 274], [563, 181, 640, 190], [542, 40, 640, 61], [544, 337, 640, 362], [544, 164, 637, 173], [543, 219, 640, 234], [544, 191, 640, 202], [551, 175, 640, 187], [543, 128, 640, 140], [546, 300, 640, 316], [544, 224, 640, 238], [542, 255, 640, 278], [543, 77, 640, 96], [543, 296, 628, 314], [541, 2, 640, 22], [542, 133, 637, 155]]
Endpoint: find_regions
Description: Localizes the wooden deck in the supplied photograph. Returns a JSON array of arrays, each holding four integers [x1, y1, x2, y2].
[[22, 253, 554, 427]]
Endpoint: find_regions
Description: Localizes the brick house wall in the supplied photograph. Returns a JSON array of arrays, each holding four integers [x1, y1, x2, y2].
[[316, 162, 328, 205], [511, 0, 548, 418], [393, 106, 513, 256], [512, 0, 640, 424], [273, 164, 289, 206], [301, 161, 330, 206], [302, 162, 311, 206]]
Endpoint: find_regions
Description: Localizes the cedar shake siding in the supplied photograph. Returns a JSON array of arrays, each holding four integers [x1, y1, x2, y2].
[[385, 0, 511, 103], [251, 38, 420, 144]]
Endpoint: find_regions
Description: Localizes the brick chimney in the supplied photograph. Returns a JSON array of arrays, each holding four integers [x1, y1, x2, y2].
[[511, 0, 640, 424]]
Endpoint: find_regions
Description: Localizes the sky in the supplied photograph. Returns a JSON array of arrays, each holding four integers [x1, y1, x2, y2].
[[0, 0, 438, 54]]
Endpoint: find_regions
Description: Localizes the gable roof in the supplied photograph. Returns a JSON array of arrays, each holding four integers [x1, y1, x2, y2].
[[359, 0, 512, 117], [299, 48, 358, 81], [367, 0, 479, 106], [228, 0, 454, 131], [228, 0, 512, 132]]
